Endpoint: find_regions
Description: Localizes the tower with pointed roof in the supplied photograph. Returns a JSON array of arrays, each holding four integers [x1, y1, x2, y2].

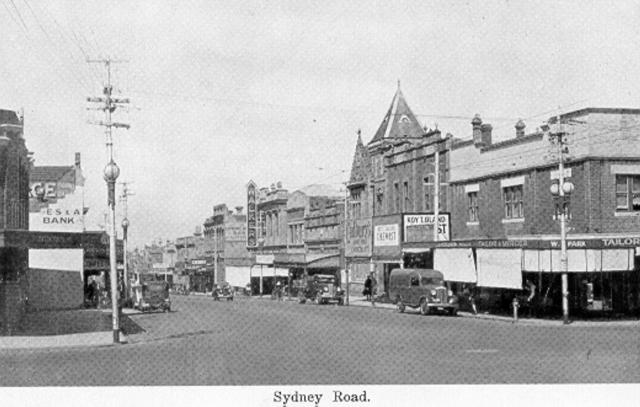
[[345, 84, 428, 295]]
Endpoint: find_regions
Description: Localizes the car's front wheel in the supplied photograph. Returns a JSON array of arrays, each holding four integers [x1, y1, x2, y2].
[[396, 297, 405, 313], [420, 299, 429, 315]]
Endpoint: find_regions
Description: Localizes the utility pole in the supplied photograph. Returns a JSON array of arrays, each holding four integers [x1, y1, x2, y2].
[[549, 111, 574, 325], [433, 148, 440, 242], [119, 181, 134, 306], [87, 57, 130, 344]]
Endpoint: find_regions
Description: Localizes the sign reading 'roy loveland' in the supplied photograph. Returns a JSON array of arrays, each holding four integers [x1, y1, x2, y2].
[[403, 213, 450, 242]]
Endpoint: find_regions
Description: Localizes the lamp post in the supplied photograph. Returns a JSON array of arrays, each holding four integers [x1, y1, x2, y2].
[[549, 115, 574, 325], [103, 160, 120, 343]]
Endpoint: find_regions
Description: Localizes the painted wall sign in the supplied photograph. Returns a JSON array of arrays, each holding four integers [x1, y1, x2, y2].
[[345, 218, 372, 257], [403, 213, 451, 242], [374, 224, 399, 247]]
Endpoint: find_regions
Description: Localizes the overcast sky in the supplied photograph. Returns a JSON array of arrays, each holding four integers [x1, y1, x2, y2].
[[1, 0, 640, 248]]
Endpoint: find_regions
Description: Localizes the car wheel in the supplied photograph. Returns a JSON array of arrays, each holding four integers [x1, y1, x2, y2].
[[338, 298, 344, 306], [449, 308, 457, 316], [420, 299, 429, 315]]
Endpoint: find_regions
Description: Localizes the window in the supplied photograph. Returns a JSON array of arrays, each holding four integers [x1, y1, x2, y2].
[[468, 191, 478, 222], [394, 182, 400, 213], [350, 189, 362, 218], [616, 174, 640, 211], [503, 185, 524, 219], [403, 181, 410, 212]]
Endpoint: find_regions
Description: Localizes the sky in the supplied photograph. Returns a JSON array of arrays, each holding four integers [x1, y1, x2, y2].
[[1, 0, 640, 248]]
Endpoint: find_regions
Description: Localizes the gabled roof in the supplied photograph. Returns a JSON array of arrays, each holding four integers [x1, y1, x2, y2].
[[369, 83, 425, 144]]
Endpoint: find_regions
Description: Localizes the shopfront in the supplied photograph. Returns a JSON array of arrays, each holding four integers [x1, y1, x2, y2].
[[345, 217, 373, 296], [426, 237, 640, 317], [372, 215, 402, 295]]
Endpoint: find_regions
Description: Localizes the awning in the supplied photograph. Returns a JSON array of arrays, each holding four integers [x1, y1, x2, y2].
[[402, 248, 431, 254], [524, 249, 633, 272], [476, 249, 522, 289], [434, 248, 476, 283], [306, 254, 340, 269]]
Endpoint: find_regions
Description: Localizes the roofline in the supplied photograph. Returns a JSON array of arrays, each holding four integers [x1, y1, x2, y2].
[[549, 107, 640, 122]]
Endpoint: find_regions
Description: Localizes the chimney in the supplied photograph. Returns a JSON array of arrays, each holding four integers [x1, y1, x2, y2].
[[471, 114, 483, 147], [515, 119, 526, 137], [235, 206, 243, 214], [276, 181, 282, 189], [75, 152, 81, 168], [480, 123, 492, 146]]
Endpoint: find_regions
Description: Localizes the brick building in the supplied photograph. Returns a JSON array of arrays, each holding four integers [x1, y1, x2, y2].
[[203, 203, 253, 289], [435, 108, 640, 316], [346, 85, 453, 296], [246, 181, 345, 296]]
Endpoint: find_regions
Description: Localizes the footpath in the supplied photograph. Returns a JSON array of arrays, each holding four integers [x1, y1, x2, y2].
[[0, 308, 139, 350], [345, 295, 640, 327]]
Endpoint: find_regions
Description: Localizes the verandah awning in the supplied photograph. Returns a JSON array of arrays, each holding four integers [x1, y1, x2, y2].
[[434, 248, 476, 283], [476, 249, 523, 289]]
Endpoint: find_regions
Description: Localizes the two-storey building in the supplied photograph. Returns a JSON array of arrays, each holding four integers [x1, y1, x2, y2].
[[436, 108, 640, 316]]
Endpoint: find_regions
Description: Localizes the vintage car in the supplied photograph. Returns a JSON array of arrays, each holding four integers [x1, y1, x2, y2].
[[388, 268, 458, 316], [133, 280, 171, 312], [212, 282, 235, 301], [300, 274, 344, 305]]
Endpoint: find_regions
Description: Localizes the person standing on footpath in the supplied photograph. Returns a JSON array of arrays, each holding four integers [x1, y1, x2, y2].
[[363, 275, 372, 301], [370, 273, 378, 306]]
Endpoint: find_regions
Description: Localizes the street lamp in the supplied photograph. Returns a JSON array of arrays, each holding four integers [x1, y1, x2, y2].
[[549, 114, 574, 325], [103, 159, 120, 342]]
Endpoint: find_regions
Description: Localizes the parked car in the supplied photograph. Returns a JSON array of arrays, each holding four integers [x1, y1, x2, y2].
[[300, 274, 344, 305], [133, 280, 171, 312], [388, 268, 458, 316], [212, 282, 234, 301]]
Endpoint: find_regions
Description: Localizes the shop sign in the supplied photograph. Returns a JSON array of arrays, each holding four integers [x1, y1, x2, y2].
[[403, 213, 450, 242], [247, 180, 258, 248], [345, 218, 372, 257], [374, 224, 399, 247], [256, 254, 274, 265]]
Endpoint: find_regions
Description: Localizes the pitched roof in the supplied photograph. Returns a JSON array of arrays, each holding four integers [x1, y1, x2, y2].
[[369, 84, 425, 144], [30, 166, 75, 183]]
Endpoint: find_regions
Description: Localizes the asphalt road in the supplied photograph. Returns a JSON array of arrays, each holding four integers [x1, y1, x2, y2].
[[1, 294, 639, 385]]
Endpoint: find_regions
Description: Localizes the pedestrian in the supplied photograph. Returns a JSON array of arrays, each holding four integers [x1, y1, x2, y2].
[[363, 275, 372, 301], [524, 279, 536, 317], [463, 284, 477, 315], [370, 273, 377, 306]]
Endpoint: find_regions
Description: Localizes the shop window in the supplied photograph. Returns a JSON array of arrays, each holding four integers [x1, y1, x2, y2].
[[615, 174, 640, 211], [468, 191, 478, 222], [503, 185, 524, 219]]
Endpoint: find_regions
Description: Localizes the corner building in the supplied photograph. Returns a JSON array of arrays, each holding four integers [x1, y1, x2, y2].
[[442, 108, 640, 316]]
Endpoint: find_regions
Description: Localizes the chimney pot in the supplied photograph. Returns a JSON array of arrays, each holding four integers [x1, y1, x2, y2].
[[515, 119, 526, 137], [472, 114, 484, 147], [75, 152, 81, 168], [480, 124, 493, 146]]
